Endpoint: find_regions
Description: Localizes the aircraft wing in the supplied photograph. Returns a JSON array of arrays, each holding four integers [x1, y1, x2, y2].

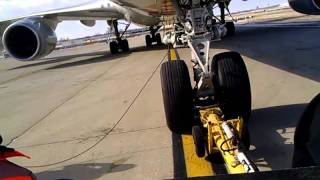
[[0, 0, 160, 24], [1, 1, 122, 23], [0, 0, 160, 52]]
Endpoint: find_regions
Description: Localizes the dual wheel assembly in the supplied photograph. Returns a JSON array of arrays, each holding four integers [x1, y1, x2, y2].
[[145, 33, 162, 47], [160, 51, 252, 158], [109, 39, 129, 54]]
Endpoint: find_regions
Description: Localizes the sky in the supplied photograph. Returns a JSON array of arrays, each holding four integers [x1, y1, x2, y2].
[[0, 0, 287, 39]]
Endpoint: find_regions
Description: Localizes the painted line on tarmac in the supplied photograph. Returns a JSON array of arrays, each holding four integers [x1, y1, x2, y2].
[[181, 134, 215, 177], [168, 46, 180, 61]]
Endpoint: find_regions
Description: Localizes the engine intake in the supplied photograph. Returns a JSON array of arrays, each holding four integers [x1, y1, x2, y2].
[[2, 17, 57, 61], [289, 0, 320, 15]]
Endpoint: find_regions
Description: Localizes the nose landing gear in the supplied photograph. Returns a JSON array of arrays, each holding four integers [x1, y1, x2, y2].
[[161, 0, 258, 174]]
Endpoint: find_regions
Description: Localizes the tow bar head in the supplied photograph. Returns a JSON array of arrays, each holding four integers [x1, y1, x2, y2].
[[199, 107, 257, 174]]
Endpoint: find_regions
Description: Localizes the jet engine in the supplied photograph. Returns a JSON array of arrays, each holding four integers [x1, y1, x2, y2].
[[2, 17, 57, 61], [289, 0, 320, 15]]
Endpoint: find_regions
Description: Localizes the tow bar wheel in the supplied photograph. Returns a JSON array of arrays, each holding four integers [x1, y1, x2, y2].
[[192, 125, 206, 157], [160, 60, 194, 134]]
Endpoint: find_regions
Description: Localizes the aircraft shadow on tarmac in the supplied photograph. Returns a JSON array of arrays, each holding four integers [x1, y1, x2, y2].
[[9, 45, 167, 71], [36, 162, 136, 180], [248, 103, 307, 170], [212, 24, 320, 82]]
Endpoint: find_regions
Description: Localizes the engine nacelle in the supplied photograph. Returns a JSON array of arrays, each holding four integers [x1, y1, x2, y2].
[[2, 17, 57, 61], [289, 0, 320, 15]]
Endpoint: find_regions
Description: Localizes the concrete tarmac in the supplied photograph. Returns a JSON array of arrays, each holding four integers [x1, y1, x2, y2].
[[0, 20, 319, 179]]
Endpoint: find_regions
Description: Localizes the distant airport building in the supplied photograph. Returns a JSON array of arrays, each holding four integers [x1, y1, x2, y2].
[[56, 34, 108, 49], [56, 27, 148, 50]]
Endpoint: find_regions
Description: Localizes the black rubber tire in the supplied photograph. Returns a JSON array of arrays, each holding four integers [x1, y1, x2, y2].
[[110, 41, 118, 54], [177, 0, 192, 9], [225, 22, 235, 36], [121, 39, 129, 52], [156, 33, 162, 46], [292, 93, 320, 168], [145, 35, 152, 47], [160, 60, 194, 134], [192, 126, 206, 157], [241, 125, 251, 151], [211, 51, 251, 122]]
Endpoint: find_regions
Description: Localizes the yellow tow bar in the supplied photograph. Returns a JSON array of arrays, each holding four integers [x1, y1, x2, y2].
[[199, 106, 256, 174]]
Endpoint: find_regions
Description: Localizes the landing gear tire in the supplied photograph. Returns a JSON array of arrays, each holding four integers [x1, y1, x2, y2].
[[110, 41, 118, 54], [192, 126, 206, 157], [160, 60, 194, 134], [211, 51, 251, 149], [225, 22, 235, 36], [211, 51, 251, 122], [110, 39, 129, 54], [156, 33, 162, 46], [145, 35, 152, 47], [121, 39, 129, 52]]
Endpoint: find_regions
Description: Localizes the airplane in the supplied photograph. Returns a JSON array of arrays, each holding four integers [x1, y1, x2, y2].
[[0, 0, 318, 62]]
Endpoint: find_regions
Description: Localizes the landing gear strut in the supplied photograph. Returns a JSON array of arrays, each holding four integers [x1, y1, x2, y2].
[[109, 20, 129, 54], [219, 2, 235, 37], [145, 26, 162, 47]]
